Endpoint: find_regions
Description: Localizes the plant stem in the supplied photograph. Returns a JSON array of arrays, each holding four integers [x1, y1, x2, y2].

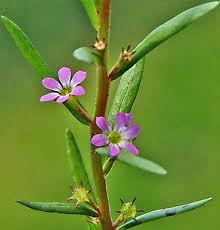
[[64, 97, 93, 126], [90, 0, 112, 230], [113, 215, 122, 229]]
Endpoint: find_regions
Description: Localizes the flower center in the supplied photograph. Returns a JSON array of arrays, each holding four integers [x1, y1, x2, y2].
[[108, 131, 121, 144], [60, 86, 72, 95]]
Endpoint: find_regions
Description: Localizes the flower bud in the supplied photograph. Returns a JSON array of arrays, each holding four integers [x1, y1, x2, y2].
[[92, 38, 106, 51], [119, 201, 137, 221], [68, 184, 90, 206]]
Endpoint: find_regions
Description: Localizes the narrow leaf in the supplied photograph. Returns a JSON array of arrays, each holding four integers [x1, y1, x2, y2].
[[73, 47, 100, 64], [81, 0, 98, 30], [118, 198, 212, 229], [1, 16, 91, 126], [112, 1, 219, 80], [96, 148, 167, 175], [103, 59, 145, 176], [1, 16, 53, 77], [17, 200, 98, 217], [66, 129, 96, 202], [108, 58, 145, 123]]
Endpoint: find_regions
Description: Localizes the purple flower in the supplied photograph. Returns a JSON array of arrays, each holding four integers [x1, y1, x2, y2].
[[91, 112, 140, 157], [40, 67, 86, 103]]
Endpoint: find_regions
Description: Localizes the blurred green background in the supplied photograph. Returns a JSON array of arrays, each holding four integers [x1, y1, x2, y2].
[[0, 0, 220, 229]]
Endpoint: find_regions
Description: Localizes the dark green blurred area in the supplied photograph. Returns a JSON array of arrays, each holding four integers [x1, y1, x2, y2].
[[0, 0, 220, 229]]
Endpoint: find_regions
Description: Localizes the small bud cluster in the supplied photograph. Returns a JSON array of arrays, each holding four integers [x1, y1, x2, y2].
[[120, 202, 137, 221], [68, 183, 91, 207], [114, 198, 143, 228], [67, 183, 100, 215], [122, 45, 136, 62], [118, 198, 137, 221], [92, 38, 107, 51]]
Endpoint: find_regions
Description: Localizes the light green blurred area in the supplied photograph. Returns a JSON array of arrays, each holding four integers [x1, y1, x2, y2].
[[0, 0, 220, 229]]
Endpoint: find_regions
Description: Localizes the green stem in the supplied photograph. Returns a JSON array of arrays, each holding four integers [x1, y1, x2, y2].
[[90, 0, 112, 230], [64, 97, 93, 125]]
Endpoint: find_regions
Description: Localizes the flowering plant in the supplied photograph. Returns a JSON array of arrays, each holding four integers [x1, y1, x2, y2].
[[2, 1, 219, 229]]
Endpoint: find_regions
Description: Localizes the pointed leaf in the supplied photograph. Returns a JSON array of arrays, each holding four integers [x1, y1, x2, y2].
[[66, 129, 96, 202], [103, 59, 145, 176], [73, 47, 100, 64], [1, 17, 91, 126], [96, 148, 167, 175], [81, 0, 98, 30], [17, 200, 98, 217], [108, 58, 145, 123], [118, 198, 212, 229], [112, 1, 219, 80], [1, 16, 53, 77]]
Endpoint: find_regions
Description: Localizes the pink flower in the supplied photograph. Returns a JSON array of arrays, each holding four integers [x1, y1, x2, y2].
[[40, 67, 86, 103], [91, 112, 140, 157]]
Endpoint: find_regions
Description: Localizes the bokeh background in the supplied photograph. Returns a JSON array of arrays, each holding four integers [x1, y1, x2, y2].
[[0, 0, 220, 229]]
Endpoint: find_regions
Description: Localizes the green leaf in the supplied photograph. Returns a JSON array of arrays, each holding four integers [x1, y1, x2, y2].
[[103, 59, 145, 176], [1, 16, 91, 125], [108, 58, 145, 123], [118, 198, 212, 229], [96, 148, 167, 175], [73, 47, 100, 64], [1, 16, 53, 77], [17, 200, 98, 217], [66, 129, 96, 202], [81, 0, 98, 30], [112, 1, 219, 80], [87, 222, 100, 230]]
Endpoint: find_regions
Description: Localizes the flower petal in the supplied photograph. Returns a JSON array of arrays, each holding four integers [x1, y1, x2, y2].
[[124, 113, 132, 126], [114, 112, 126, 131], [56, 95, 69, 103], [71, 71, 87, 86], [70, 86, 85, 96], [42, 77, 62, 92], [58, 67, 71, 87], [91, 134, 108, 147], [40, 92, 60, 102], [119, 141, 139, 155], [121, 125, 140, 140], [108, 144, 120, 157], [96, 116, 111, 132]]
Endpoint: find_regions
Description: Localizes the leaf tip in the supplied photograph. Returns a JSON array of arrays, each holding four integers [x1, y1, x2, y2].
[[193, 197, 213, 208], [203, 197, 213, 203], [16, 200, 27, 206], [1, 15, 7, 22], [1, 15, 11, 25], [160, 168, 168, 175], [154, 167, 167, 175], [203, 1, 220, 11], [65, 128, 71, 135], [211, 1, 220, 7], [66, 129, 74, 140]]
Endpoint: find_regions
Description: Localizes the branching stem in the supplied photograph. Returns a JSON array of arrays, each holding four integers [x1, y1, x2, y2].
[[90, 0, 112, 229]]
